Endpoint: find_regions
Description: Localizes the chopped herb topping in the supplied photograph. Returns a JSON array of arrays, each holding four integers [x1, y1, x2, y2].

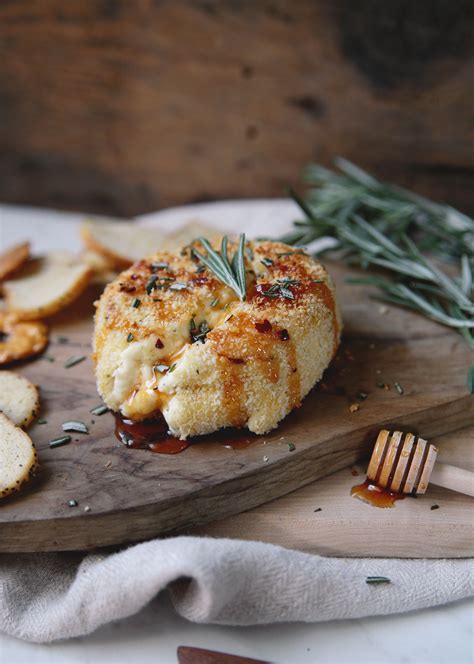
[[394, 381, 404, 395], [196, 264, 206, 273], [260, 257, 274, 267], [49, 435, 72, 448], [146, 276, 158, 294], [150, 261, 169, 272], [62, 421, 89, 434], [64, 355, 86, 369], [366, 576, 391, 585], [258, 278, 300, 300], [56, 336, 69, 344], [127, 333, 134, 342], [210, 298, 219, 308], [191, 320, 210, 343], [131, 297, 141, 308], [41, 355, 55, 363], [168, 362, 177, 373], [169, 281, 188, 291], [277, 250, 306, 257], [279, 287, 294, 300], [90, 404, 109, 416], [288, 442, 296, 452]]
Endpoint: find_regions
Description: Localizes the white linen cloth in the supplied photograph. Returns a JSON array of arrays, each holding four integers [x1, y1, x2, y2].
[[1, 536, 472, 643], [1, 201, 472, 644]]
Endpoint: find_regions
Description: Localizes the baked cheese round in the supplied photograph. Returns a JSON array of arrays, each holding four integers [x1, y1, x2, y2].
[[93, 239, 341, 439]]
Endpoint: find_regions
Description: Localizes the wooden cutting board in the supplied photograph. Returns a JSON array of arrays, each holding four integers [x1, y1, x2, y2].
[[195, 426, 474, 558], [1, 262, 472, 553]]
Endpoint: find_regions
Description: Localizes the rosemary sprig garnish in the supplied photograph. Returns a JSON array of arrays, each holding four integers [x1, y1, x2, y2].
[[193, 234, 247, 301], [280, 159, 474, 347]]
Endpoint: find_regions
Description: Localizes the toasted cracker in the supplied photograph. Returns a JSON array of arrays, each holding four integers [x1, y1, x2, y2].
[[0, 313, 48, 365], [3, 253, 92, 320], [0, 242, 30, 283], [81, 219, 221, 270], [0, 412, 38, 499], [0, 371, 40, 427], [81, 220, 168, 270]]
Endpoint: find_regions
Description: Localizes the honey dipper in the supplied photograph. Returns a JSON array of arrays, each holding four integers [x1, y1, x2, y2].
[[367, 430, 474, 497]]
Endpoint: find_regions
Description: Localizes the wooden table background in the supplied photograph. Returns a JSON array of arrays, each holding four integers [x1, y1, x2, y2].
[[0, 0, 473, 217]]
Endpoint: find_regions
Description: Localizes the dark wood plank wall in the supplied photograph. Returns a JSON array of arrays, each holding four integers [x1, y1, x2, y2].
[[0, 0, 473, 216]]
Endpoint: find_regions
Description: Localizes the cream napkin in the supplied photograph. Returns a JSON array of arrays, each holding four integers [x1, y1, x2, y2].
[[1, 536, 472, 643]]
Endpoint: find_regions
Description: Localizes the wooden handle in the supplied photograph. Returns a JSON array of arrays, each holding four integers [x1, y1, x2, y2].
[[430, 463, 474, 497]]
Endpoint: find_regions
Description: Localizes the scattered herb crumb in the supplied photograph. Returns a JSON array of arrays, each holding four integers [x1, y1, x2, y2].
[[68, 499, 78, 507], [210, 298, 219, 308], [64, 355, 86, 369], [49, 435, 71, 449], [357, 391, 368, 400], [84, 505, 91, 513], [41, 354, 55, 362], [62, 421, 89, 434], [127, 333, 134, 343], [57, 336, 69, 344], [168, 363, 177, 373], [366, 576, 391, 585], [350, 403, 360, 413], [394, 381, 404, 395], [37, 418, 47, 425], [313, 508, 322, 513], [430, 504, 440, 511], [288, 442, 296, 452], [90, 404, 109, 416], [377, 382, 390, 390], [260, 257, 274, 267], [131, 297, 141, 308], [263, 455, 269, 462]]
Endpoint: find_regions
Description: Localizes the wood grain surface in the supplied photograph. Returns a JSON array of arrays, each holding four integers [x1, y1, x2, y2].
[[0, 1, 473, 215], [195, 426, 474, 558], [0, 261, 472, 553]]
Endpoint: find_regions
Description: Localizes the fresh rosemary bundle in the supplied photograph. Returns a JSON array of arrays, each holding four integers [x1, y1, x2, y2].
[[281, 158, 474, 349]]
